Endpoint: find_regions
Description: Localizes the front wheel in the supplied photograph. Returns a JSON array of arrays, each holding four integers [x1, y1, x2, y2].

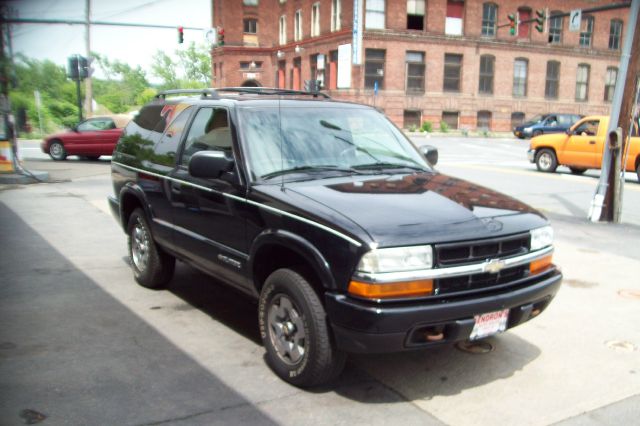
[[48, 141, 67, 161], [259, 269, 346, 387], [532, 130, 543, 138], [127, 208, 175, 289], [535, 149, 558, 173]]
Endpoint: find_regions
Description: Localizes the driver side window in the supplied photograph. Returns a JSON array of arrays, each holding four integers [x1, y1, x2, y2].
[[180, 107, 232, 165], [575, 120, 599, 136]]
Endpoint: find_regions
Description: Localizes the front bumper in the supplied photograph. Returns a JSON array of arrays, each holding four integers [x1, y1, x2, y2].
[[527, 149, 536, 163], [325, 269, 562, 353]]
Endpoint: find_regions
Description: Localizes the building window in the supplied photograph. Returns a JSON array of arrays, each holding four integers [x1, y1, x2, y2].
[[477, 111, 491, 131], [364, 49, 385, 89], [405, 51, 425, 93], [279, 15, 287, 45], [294, 10, 302, 41], [404, 110, 421, 129], [511, 112, 525, 129], [478, 55, 494, 95], [575, 64, 590, 101], [579, 16, 594, 47], [243, 19, 257, 34], [331, 0, 341, 31], [513, 58, 528, 97], [243, 0, 258, 5], [443, 53, 462, 92], [407, 0, 425, 31], [548, 11, 562, 44], [609, 19, 622, 50], [311, 3, 320, 37], [545, 60, 560, 99], [517, 7, 531, 39], [240, 61, 262, 69], [442, 111, 459, 130], [310, 54, 325, 89], [365, 0, 385, 30], [604, 67, 618, 102], [445, 0, 464, 36], [481, 3, 497, 36]]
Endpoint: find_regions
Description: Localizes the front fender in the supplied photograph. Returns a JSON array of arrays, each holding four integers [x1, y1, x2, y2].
[[249, 229, 337, 290]]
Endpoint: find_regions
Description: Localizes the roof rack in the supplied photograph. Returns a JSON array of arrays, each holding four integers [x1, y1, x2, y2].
[[155, 89, 220, 99], [216, 87, 331, 99], [154, 87, 331, 100]]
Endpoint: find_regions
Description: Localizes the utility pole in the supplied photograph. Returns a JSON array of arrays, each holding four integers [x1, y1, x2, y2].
[[589, 0, 640, 222], [84, 0, 92, 116]]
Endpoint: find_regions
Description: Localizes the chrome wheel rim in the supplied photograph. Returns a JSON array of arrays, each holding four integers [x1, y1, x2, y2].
[[131, 218, 150, 272], [539, 153, 552, 170], [267, 295, 306, 365], [50, 143, 64, 159]]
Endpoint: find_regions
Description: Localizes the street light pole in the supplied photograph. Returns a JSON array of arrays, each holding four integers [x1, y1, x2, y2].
[[84, 0, 92, 117]]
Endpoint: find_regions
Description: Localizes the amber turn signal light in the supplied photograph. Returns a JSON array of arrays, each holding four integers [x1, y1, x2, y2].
[[530, 255, 553, 274], [348, 279, 434, 299]]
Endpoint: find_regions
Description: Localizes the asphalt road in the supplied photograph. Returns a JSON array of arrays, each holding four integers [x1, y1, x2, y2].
[[1, 138, 639, 425]]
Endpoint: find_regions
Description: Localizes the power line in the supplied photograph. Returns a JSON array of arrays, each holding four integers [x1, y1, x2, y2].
[[1, 16, 206, 31]]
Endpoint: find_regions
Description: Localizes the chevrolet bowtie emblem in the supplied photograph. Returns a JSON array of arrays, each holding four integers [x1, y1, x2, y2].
[[484, 259, 506, 274]]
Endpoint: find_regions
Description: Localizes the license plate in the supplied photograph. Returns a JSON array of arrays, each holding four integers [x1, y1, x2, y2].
[[470, 309, 509, 340]]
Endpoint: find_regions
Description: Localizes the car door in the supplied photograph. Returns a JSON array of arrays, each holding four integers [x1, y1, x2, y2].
[[167, 107, 251, 291], [542, 115, 559, 134], [560, 119, 600, 168]]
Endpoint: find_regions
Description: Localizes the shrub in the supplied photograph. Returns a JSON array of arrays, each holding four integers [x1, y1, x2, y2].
[[421, 121, 433, 133], [440, 121, 449, 133]]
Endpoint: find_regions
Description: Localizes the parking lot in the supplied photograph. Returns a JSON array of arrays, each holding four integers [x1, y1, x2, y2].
[[1, 138, 639, 425]]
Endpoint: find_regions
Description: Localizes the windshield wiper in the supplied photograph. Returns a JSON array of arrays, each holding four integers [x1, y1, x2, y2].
[[353, 162, 429, 172], [262, 165, 365, 180]]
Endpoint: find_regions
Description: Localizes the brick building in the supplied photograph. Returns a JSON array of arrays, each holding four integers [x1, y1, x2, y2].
[[211, 0, 630, 131]]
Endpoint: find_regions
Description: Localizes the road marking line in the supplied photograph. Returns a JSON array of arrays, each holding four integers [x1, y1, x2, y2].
[[442, 163, 640, 192]]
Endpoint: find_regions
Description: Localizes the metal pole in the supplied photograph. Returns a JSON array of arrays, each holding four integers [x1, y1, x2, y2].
[[84, 0, 92, 116], [589, 0, 640, 222], [75, 54, 83, 123]]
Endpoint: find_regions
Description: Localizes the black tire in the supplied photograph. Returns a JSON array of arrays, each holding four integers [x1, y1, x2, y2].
[[532, 130, 543, 138], [259, 268, 346, 387], [569, 167, 587, 175], [127, 208, 175, 289], [535, 149, 558, 173], [636, 163, 640, 183], [48, 140, 67, 161]]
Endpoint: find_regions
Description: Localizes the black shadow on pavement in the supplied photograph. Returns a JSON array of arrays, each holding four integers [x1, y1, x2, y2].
[[0, 203, 277, 426]]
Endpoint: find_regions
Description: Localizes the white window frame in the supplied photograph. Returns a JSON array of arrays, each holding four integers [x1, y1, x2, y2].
[[331, 0, 342, 31], [294, 10, 302, 41], [279, 15, 287, 45], [365, 0, 385, 30], [311, 3, 321, 37]]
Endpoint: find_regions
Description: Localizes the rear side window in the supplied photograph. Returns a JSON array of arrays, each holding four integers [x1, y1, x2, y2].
[[153, 107, 193, 167]]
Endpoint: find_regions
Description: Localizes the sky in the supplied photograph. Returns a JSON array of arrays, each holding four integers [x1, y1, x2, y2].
[[7, 0, 212, 81]]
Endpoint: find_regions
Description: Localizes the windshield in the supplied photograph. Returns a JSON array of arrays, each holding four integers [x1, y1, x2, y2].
[[237, 106, 430, 181]]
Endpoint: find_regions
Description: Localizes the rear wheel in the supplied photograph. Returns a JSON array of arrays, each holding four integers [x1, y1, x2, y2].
[[535, 149, 558, 173], [569, 167, 587, 175], [127, 208, 175, 289], [259, 268, 346, 387], [48, 141, 67, 161]]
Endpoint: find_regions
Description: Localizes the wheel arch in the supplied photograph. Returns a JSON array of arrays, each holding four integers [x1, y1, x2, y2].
[[119, 183, 152, 231], [249, 230, 337, 297]]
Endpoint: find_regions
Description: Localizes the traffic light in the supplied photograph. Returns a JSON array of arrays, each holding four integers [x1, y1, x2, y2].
[[178, 26, 184, 44], [217, 27, 225, 46], [78, 56, 93, 79], [535, 9, 545, 33], [508, 13, 519, 36], [67, 56, 79, 80]]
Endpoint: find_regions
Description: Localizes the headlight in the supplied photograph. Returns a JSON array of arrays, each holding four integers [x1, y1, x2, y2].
[[357, 245, 433, 273], [524, 127, 533, 133], [530, 226, 553, 251]]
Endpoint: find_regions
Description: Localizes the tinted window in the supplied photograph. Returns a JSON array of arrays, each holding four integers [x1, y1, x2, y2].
[[180, 108, 232, 165], [153, 107, 193, 167]]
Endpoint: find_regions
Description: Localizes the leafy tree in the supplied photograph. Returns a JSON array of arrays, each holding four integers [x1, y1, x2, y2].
[[151, 42, 211, 89], [92, 52, 150, 113]]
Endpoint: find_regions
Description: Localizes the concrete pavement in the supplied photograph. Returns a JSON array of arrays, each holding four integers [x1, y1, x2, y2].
[[1, 156, 639, 425]]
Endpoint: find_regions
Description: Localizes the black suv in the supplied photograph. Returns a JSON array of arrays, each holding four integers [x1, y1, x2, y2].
[[109, 88, 562, 387]]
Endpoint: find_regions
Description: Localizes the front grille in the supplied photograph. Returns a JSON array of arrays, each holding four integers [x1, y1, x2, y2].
[[433, 233, 532, 296], [435, 265, 529, 295], [435, 233, 530, 266]]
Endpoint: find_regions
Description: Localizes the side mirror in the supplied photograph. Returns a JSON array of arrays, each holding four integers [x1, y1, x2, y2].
[[419, 145, 438, 166], [189, 150, 234, 179]]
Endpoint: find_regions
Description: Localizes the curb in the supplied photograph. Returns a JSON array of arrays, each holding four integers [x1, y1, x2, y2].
[[0, 170, 50, 184]]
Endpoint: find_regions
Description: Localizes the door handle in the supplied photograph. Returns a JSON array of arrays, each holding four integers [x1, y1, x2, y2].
[[170, 182, 181, 194], [589, 141, 596, 145]]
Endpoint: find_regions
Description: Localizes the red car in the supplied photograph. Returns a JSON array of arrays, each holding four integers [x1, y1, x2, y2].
[[41, 115, 130, 161]]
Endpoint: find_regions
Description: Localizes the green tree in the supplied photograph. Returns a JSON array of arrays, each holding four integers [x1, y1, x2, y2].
[[151, 42, 211, 89], [92, 52, 150, 113]]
